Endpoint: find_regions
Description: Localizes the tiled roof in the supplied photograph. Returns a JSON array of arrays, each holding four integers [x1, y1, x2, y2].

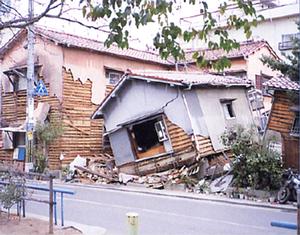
[[92, 69, 252, 119], [184, 40, 278, 63], [0, 27, 173, 66], [34, 27, 173, 65], [263, 76, 300, 91], [128, 69, 252, 87]]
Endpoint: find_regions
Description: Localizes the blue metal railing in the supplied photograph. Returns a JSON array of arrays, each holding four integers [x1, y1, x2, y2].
[[0, 181, 75, 226], [271, 221, 297, 230]]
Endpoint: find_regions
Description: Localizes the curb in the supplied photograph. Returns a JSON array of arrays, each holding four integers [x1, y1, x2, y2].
[[58, 181, 297, 212]]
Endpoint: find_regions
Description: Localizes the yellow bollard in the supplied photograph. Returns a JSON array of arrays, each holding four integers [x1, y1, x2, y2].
[[126, 212, 139, 235]]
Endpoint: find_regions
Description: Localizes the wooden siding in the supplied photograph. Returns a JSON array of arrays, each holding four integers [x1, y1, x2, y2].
[[0, 68, 104, 170], [195, 135, 216, 157], [0, 83, 62, 168], [268, 91, 296, 134], [165, 117, 194, 154], [268, 90, 299, 169], [118, 116, 228, 175], [60, 68, 103, 166]]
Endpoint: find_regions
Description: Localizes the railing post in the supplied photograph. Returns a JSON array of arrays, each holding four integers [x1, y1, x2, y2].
[[61, 192, 64, 226], [126, 212, 139, 235], [49, 175, 54, 234], [22, 188, 25, 217], [54, 191, 57, 225]]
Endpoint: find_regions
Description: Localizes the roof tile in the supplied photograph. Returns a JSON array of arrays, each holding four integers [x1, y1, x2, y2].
[[184, 40, 275, 62], [263, 76, 300, 91]]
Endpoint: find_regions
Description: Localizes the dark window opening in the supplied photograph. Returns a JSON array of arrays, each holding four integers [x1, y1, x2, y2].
[[291, 112, 300, 136], [13, 132, 25, 148], [222, 101, 236, 119], [129, 117, 169, 159], [132, 119, 160, 153], [102, 127, 111, 150]]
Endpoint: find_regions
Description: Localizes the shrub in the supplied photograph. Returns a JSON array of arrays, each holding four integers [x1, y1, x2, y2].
[[0, 173, 26, 217], [221, 125, 282, 190]]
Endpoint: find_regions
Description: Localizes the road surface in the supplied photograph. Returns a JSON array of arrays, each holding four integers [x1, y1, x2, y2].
[[26, 184, 296, 235]]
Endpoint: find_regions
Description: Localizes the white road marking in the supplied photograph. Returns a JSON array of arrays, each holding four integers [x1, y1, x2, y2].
[[29, 193, 272, 231]]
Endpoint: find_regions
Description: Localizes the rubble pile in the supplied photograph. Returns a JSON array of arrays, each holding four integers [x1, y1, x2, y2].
[[69, 154, 119, 184], [67, 155, 233, 194]]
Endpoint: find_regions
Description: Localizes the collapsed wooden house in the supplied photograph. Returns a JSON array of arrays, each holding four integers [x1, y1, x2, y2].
[[0, 27, 173, 170], [92, 70, 255, 175], [264, 76, 300, 169]]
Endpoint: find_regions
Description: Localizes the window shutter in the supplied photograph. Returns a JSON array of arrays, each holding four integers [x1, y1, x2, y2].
[[2, 131, 13, 149]]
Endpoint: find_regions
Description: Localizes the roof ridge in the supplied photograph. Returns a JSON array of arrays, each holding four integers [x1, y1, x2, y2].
[[185, 40, 267, 53], [34, 25, 163, 56]]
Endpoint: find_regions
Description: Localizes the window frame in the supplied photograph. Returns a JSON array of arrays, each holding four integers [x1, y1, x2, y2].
[[290, 112, 300, 137], [221, 100, 236, 120], [127, 115, 170, 160], [105, 69, 124, 85]]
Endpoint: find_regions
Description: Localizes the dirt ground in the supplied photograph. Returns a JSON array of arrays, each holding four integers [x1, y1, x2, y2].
[[0, 213, 82, 235]]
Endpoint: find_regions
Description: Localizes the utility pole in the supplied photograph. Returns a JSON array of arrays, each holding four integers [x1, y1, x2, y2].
[[25, 0, 35, 170], [297, 1, 300, 235]]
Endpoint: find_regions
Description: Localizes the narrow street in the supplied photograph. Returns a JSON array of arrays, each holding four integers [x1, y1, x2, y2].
[[26, 184, 296, 235]]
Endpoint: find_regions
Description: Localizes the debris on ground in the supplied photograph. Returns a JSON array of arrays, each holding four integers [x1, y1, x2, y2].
[[67, 154, 233, 193], [68, 154, 119, 184]]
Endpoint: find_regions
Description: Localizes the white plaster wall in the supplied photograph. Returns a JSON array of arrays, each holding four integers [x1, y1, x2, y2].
[[1, 36, 63, 99], [62, 48, 169, 104], [103, 79, 195, 135], [196, 87, 255, 151], [188, 14, 298, 60]]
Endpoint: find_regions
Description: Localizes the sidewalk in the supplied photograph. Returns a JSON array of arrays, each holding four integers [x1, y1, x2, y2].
[[60, 181, 297, 212], [25, 212, 107, 235]]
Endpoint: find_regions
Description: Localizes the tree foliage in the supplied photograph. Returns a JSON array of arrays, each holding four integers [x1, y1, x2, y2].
[[0, 0, 262, 70], [261, 22, 299, 81], [80, 0, 262, 68]]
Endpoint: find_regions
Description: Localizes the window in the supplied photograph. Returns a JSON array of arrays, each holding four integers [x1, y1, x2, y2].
[[279, 33, 300, 51], [128, 117, 169, 159], [105, 69, 123, 85], [4, 65, 40, 92], [291, 112, 300, 136], [248, 89, 264, 111], [13, 132, 25, 148], [221, 100, 236, 119]]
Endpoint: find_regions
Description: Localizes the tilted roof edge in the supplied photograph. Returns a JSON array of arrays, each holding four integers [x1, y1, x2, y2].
[[0, 27, 174, 66], [91, 69, 252, 119]]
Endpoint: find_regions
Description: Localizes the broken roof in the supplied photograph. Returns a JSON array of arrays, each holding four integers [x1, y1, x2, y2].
[[0, 26, 173, 66], [263, 76, 300, 91], [128, 69, 252, 86], [92, 69, 252, 119], [184, 40, 279, 63]]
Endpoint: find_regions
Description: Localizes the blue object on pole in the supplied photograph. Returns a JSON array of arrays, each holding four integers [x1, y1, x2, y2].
[[34, 80, 48, 96], [271, 221, 297, 230]]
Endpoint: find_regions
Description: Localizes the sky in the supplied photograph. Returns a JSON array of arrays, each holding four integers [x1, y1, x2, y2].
[[1, 0, 297, 50], [1, 0, 224, 50]]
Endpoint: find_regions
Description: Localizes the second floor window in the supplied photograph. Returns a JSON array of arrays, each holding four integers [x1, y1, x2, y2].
[[105, 69, 123, 85], [221, 99, 236, 119], [291, 112, 300, 137]]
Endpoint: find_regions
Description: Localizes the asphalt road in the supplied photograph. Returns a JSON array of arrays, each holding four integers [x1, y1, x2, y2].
[[26, 184, 296, 235]]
